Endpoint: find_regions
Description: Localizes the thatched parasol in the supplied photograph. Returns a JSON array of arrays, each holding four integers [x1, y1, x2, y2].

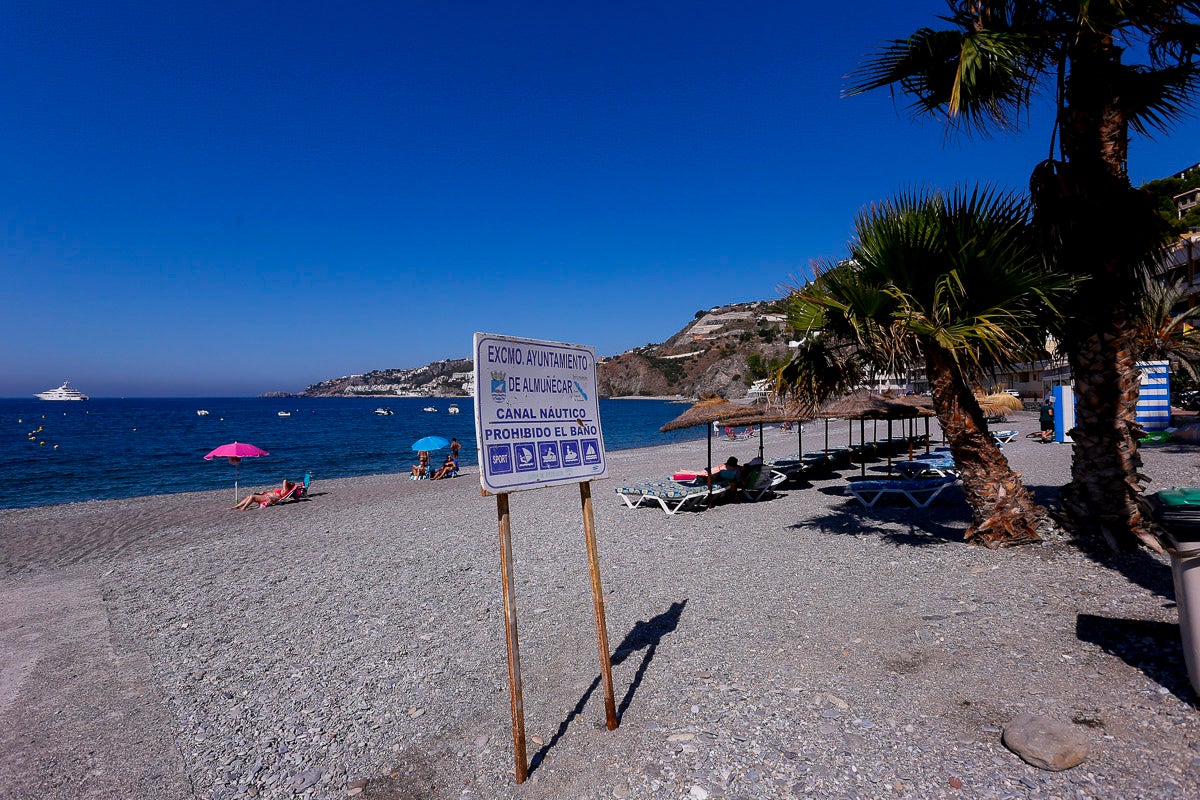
[[891, 393, 937, 455], [976, 392, 1023, 422], [817, 390, 933, 476], [979, 392, 1024, 412], [720, 399, 814, 462], [661, 397, 756, 504], [818, 389, 927, 420], [659, 396, 750, 433]]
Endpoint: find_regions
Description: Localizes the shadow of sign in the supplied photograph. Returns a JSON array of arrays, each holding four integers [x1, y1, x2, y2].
[[529, 599, 688, 773], [1076, 613, 1197, 705]]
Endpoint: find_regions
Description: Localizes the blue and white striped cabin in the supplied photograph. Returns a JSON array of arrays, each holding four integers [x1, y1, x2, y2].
[[1136, 360, 1171, 432]]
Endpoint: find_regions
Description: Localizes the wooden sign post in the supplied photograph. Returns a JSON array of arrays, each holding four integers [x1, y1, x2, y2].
[[474, 333, 617, 782], [580, 481, 618, 730], [494, 492, 528, 781]]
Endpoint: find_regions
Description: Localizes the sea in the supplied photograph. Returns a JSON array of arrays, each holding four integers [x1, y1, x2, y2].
[[0, 396, 708, 510]]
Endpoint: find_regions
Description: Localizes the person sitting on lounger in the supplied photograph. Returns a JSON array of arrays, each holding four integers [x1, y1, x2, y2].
[[430, 454, 459, 480], [232, 479, 301, 511], [700, 456, 740, 484], [411, 451, 430, 479]]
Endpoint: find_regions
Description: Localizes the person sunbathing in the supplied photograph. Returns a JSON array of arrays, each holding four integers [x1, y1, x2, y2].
[[430, 454, 459, 480], [411, 451, 430, 479], [698, 457, 740, 484], [232, 479, 300, 510]]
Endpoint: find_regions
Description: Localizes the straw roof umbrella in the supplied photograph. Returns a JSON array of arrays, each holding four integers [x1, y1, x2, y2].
[[893, 393, 938, 454], [661, 397, 754, 505], [818, 390, 929, 476], [979, 392, 1024, 412], [975, 392, 1023, 422], [721, 400, 813, 463]]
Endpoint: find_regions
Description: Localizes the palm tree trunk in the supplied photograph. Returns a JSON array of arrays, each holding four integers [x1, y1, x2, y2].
[[1059, 325, 1159, 552], [1040, 29, 1162, 552], [926, 346, 1047, 547]]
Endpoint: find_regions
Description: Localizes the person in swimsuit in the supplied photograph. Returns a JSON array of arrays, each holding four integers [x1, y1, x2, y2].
[[411, 451, 430, 479], [232, 479, 301, 511], [698, 456, 739, 483], [430, 453, 459, 480]]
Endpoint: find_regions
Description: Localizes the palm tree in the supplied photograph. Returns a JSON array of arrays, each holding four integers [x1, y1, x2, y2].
[[779, 186, 1076, 547], [1131, 276, 1200, 381], [846, 0, 1200, 552]]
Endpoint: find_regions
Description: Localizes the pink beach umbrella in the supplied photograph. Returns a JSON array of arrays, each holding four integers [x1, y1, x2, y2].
[[204, 441, 269, 501]]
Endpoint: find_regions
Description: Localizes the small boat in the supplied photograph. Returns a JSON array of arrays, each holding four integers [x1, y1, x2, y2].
[[35, 381, 88, 401], [447, 403, 460, 415], [197, 410, 210, 416], [278, 411, 291, 417], [373, 407, 394, 416], [422, 406, 438, 413]]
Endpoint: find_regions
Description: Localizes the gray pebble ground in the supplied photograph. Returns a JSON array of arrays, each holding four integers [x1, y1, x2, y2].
[[3, 409, 1200, 799]]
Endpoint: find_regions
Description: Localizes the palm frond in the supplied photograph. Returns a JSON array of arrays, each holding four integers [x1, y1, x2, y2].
[[1120, 63, 1200, 137], [778, 184, 1078, 408], [847, 19, 1050, 136], [774, 334, 866, 414], [1131, 277, 1200, 380], [845, 28, 962, 100]]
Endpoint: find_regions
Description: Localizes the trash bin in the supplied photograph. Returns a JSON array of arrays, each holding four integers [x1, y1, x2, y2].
[[1153, 487, 1200, 695]]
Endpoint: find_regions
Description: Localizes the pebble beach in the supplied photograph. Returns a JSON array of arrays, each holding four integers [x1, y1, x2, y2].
[[3, 409, 1200, 800]]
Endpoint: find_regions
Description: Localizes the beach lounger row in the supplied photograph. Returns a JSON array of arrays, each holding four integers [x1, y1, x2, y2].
[[843, 476, 959, 508], [614, 467, 787, 515]]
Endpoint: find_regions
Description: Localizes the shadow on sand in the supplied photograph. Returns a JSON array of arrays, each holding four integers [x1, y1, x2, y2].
[[529, 599, 687, 774], [1024, 483, 1176, 601], [1076, 613, 1196, 706], [788, 483, 970, 547]]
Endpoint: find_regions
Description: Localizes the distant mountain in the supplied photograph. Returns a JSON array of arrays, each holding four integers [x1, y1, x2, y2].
[[297, 300, 791, 399], [596, 300, 791, 399]]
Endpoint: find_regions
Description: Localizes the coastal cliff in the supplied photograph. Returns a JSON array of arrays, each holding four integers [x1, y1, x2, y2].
[[597, 301, 791, 399], [300, 359, 475, 398], [297, 300, 791, 399]]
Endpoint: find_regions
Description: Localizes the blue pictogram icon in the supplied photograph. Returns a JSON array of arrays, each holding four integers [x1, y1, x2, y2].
[[487, 444, 513, 475], [580, 438, 602, 465], [514, 443, 538, 472], [537, 441, 561, 470], [560, 439, 581, 467]]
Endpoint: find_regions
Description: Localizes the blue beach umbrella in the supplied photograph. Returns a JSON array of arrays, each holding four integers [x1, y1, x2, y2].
[[411, 435, 450, 452]]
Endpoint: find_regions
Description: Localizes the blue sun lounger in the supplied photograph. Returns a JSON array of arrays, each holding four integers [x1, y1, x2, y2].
[[843, 476, 958, 508], [616, 481, 727, 515], [742, 468, 788, 501], [615, 481, 675, 510], [894, 456, 957, 479]]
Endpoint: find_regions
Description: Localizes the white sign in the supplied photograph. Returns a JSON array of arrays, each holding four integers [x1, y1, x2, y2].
[[473, 332, 607, 494]]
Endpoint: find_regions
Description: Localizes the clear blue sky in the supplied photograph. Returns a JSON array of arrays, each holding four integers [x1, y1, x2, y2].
[[3, 1, 1198, 397]]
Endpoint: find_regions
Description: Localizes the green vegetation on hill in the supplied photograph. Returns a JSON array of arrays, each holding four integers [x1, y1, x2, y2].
[[1144, 164, 1200, 233]]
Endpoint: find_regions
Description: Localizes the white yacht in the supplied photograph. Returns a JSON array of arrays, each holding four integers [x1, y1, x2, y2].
[[373, 407, 394, 416], [447, 403, 460, 415], [35, 381, 89, 401], [197, 409, 210, 416]]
